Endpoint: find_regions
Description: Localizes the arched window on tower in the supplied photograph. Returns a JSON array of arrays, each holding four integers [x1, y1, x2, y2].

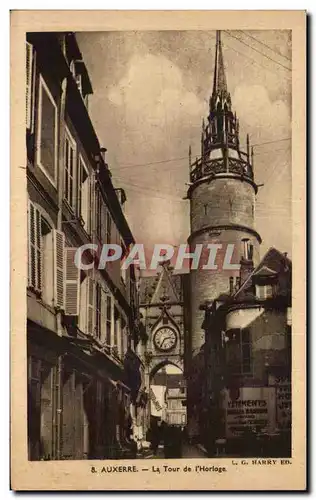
[[242, 238, 253, 261]]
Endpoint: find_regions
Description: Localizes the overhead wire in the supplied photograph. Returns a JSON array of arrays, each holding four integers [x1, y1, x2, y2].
[[112, 138, 290, 172], [218, 32, 291, 80], [224, 30, 292, 72], [110, 32, 291, 204], [238, 30, 291, 62]]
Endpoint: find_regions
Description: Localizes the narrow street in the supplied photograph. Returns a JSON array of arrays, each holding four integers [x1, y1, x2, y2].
[[145, 443, 207, 459]]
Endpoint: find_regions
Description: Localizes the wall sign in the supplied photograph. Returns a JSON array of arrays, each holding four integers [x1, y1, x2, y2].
[[223, 387, 276, 439]]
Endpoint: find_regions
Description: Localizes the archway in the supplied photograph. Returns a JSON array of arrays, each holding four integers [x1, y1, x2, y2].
[[150, 359, 183, 381], [149, 362, 187, 429]]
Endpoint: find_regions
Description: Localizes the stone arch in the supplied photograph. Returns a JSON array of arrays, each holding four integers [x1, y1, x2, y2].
[[149, 358, 183, 381]]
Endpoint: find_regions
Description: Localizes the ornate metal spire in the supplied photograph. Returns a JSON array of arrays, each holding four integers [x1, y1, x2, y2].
[[188, 30, 255, 188], [212, 30, 228, 99]]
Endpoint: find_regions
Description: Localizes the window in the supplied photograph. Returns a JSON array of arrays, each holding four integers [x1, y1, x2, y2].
[[241, 329, 251, 374], [95, 189, 102, 240], [256, 284, 274, 300], [170, 400, 178, 410], [70, 60, 83, 96], [226, 328, 252, 375], [64, 128, 76, 209], [121, 239, 127, 284], [87, 277, 95, 335], [37, 76, 58, 185], [120, 317, 127, 357], [106, 294, 112, 346], [113, 306, 120, 355], [28, 201, 42, 292], [75, 73, 82, 96], [80, 277, 114, 342], [242, 238, 253, 261], [78, 156, 90, 232], [95, 282, 102, 340], [106, 211, 112, 244], [28, 200, 65, 308]]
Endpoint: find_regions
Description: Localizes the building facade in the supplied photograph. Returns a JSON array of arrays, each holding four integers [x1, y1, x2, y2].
[[201, 248, 292, 456], [26, 32, 143, 460], [186, 31, 261, 439], [137, 262, 189, 435], [152, 370, 187, 426]]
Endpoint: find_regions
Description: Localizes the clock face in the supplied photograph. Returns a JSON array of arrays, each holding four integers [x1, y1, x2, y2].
[[153, 327, 177, 352]]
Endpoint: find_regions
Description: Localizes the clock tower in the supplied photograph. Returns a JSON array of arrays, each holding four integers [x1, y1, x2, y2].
[[186, 31, 261, 439], [187, 31, 261, 355], [138, 261, 188, 425]]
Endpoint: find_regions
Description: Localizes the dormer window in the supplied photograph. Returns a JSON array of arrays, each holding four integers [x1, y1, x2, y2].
[[75, 73, 82, 95], [70, 60, 83, 97], [69, 59, 93, 109], [256, 284, 275, 300]]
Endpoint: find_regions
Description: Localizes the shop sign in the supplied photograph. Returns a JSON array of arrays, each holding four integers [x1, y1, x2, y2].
[[223, 387, 276, 438]]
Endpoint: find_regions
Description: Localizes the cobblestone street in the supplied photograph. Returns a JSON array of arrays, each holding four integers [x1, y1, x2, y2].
[[145, 443, 207, 459]]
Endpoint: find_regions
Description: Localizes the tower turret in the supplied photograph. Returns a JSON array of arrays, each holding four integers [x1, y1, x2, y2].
[[187, 30, 261, 355]]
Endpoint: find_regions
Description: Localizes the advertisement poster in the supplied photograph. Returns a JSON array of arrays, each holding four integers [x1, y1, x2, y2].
[[10, 10, 306, 491]]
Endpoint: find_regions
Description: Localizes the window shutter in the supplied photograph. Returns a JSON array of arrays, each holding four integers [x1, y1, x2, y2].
[[53, 230, 65, 309], [65, 248, 80, 315], [89, 173, 95, 234], [100, 288, 107, 342], [35, 207, 42, 291], [79, 277, 88, 333], [82, 175, 90, 233], [28, 200, 35, 288], [27, 200, 42, 292], [26, 42, 33, 129], [77, 157, 82, 219], [87, 277, 95, 335]]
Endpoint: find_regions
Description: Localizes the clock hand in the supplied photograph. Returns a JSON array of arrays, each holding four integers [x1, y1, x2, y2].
[[161, 336, 172, 348]]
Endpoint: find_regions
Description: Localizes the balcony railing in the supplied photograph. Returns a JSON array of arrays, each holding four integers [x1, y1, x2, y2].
[[190, 156, 254, 184]]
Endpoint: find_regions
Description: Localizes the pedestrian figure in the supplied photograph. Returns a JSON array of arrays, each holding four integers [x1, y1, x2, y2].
[[163, 425, 183, 458]]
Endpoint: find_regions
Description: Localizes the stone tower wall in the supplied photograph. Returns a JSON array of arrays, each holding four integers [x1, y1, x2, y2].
[[190, 176, 256, 232], [189, 176, 259, 353]]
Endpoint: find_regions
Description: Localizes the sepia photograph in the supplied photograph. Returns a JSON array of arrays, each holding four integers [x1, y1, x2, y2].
[[11, 10, 306, 491]]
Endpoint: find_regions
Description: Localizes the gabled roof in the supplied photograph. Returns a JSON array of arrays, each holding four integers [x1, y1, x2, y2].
[[253, 265, 278, 277], [234, 247, 291, 299], [139, 263, 183, 305]]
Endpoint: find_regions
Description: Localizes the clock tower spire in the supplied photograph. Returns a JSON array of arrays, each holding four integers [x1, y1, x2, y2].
[[187, 30, 261, 354]]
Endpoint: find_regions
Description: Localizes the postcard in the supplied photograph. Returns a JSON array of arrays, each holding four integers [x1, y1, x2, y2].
[[10, 10, 306, 490]]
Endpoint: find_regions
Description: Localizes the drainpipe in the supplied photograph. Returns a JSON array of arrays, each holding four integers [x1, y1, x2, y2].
[[55, 74, 68, 460]]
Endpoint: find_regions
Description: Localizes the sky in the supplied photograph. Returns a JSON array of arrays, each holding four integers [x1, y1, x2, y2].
[[77, 30, 292, 259]]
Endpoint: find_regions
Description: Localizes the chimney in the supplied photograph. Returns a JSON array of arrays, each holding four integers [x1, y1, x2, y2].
[[115, 188, 127, 209], [100, 147, 109, 169], [229, 276, 234, 294], [239, 259, 253, 287]]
